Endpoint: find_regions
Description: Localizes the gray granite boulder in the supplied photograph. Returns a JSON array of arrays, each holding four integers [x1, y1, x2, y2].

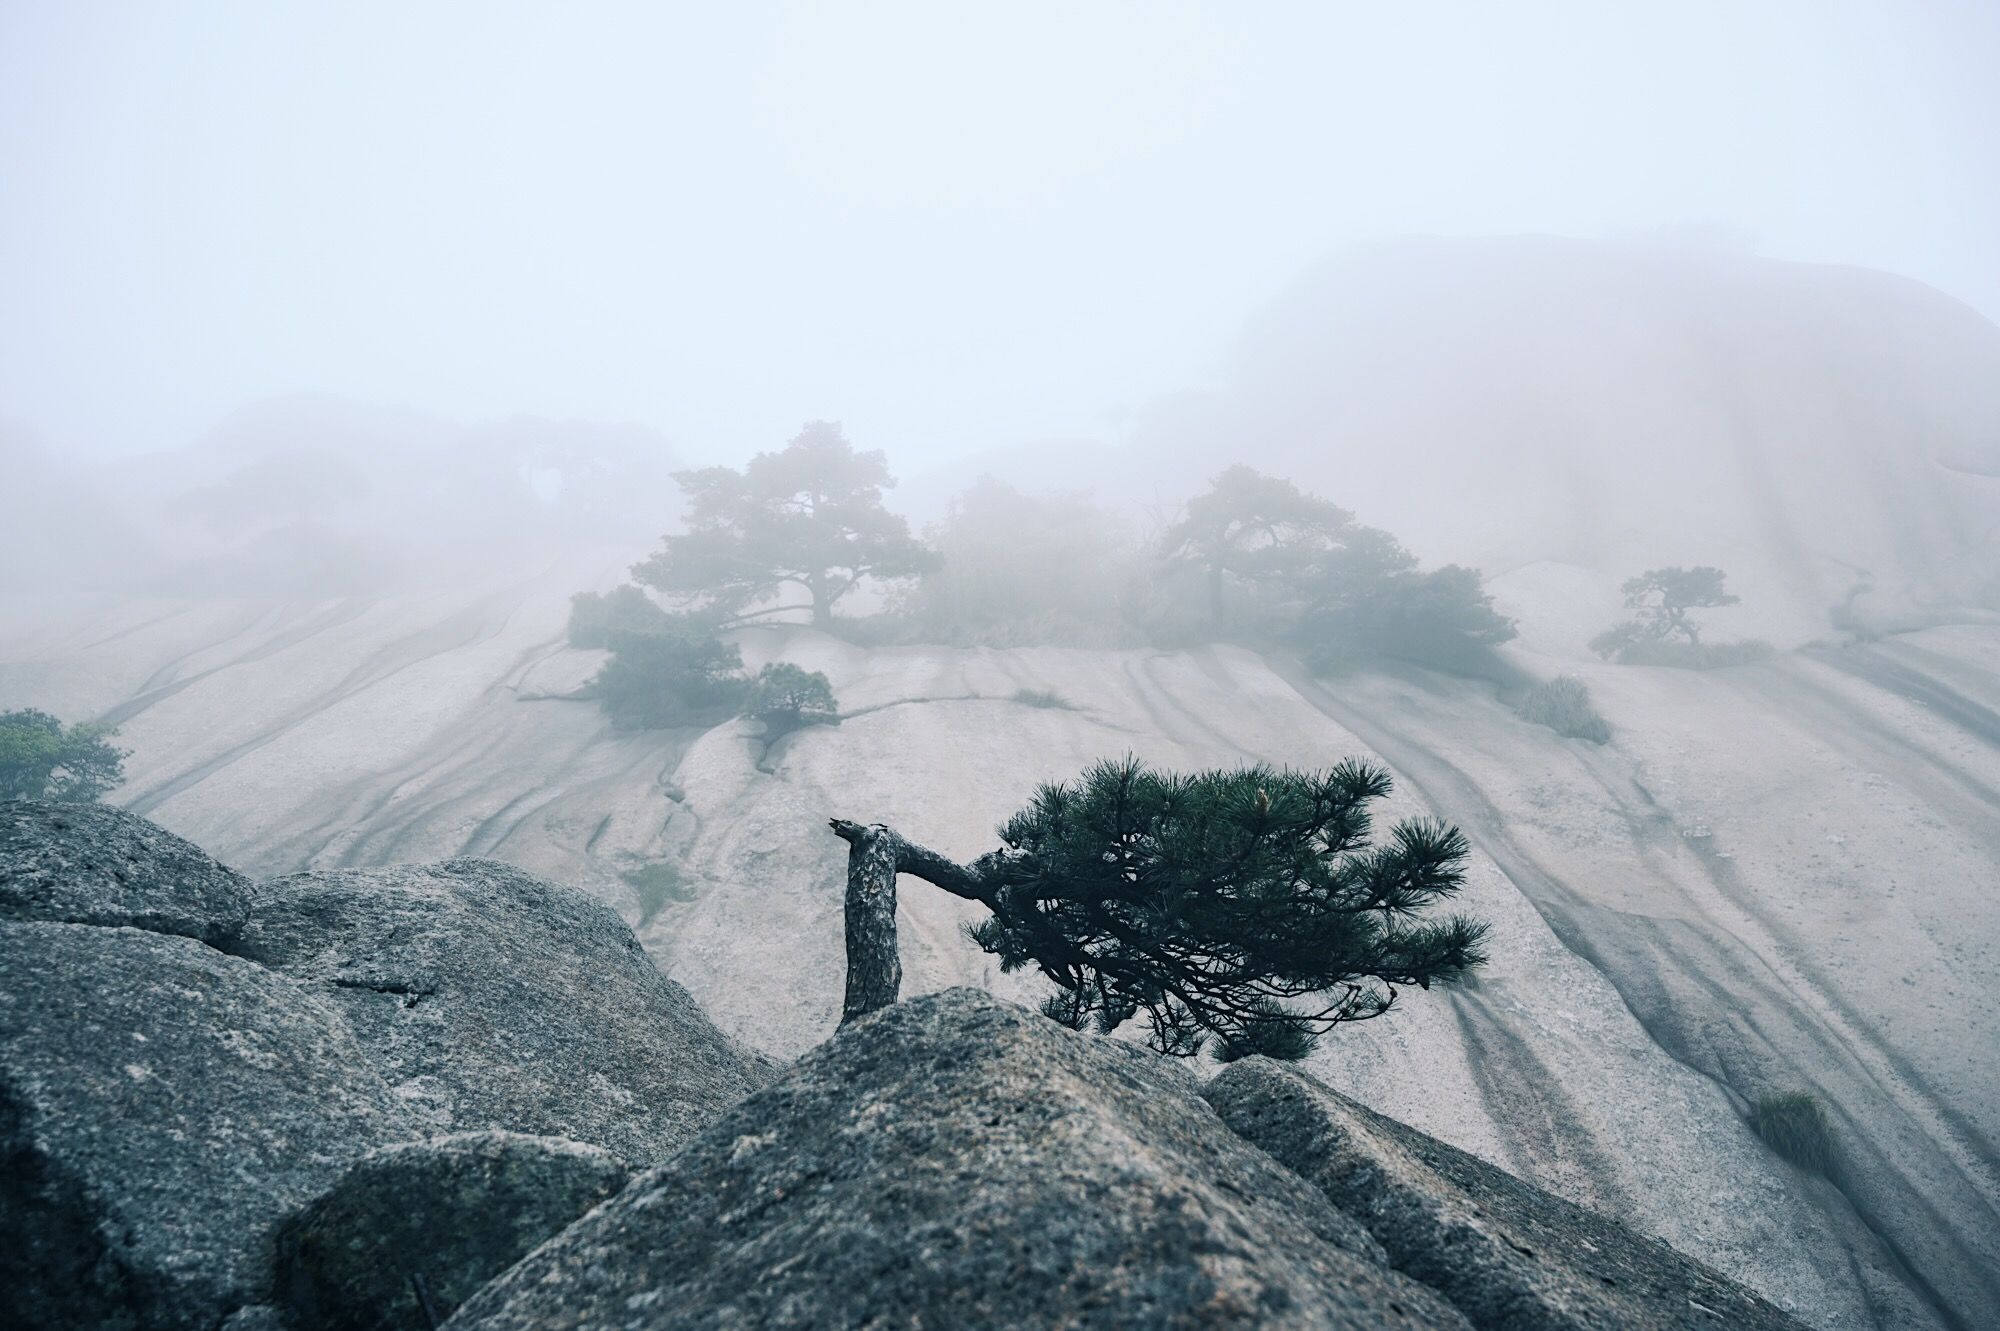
[[1202, 1058, 1811, 1331], [445, 988, 1472, 1331], [273, 1131, 628, 1331], [0, 799, 252, 945], [0, 921, 413, 1330], [235, 858, 768, 1164]]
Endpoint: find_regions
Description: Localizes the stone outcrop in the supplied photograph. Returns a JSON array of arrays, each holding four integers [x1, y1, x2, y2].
[[0, 921, 414, 1330], [452, 990, 1813, 1331], [272, 1131, 628, 1331], [234, 857, 769, 1164], [0, 800, 252, 944], [0, 804, 769, 1329], [1204, 1057, 1810, 1330], [447, 989, 1458, 1330], [2, 804, 1820, 1331]]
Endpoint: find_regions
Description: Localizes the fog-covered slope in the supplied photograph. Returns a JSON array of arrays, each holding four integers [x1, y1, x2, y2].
[[3, 581, 1995, 1330], [952, 238, 2000, 646]]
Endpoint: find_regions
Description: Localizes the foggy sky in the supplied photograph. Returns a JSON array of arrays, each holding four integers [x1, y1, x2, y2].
[[4, 1, 1997, 467]]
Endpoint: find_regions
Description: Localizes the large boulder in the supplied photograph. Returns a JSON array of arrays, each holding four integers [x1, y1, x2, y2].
[[1203, 1058, 1810, 1331], [273, 1131, 629, 1331], [0, 799, 253, 945], [446, 988, 1471, 1331], [0, 921, 414, 1330], [235, 857, 768, 1163]]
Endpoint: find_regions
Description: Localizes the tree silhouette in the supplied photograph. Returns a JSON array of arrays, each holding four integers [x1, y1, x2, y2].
[[1591, 566, 1739, 660], [633, 421, 933, 629], [1160, 466, 1358, 629]]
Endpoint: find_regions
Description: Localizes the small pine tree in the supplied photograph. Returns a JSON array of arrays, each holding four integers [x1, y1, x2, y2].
[[830, 756, 1488, 1059], [744, 663, 839, 739], [1592, 566, 1738, 659]]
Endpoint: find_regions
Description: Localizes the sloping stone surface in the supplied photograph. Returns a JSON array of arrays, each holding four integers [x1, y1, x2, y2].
[[274, 1131, 629, 1331], [1203, 1058, 1810, 1331], [0, 799, 252, 945], [0, 920, 413, 1330], [236, 857, 767, 1164], [447, 989, 1472, 1331]]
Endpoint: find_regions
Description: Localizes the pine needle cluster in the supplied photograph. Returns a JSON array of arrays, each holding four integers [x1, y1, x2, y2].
[[964, 756, 1488, 1059]]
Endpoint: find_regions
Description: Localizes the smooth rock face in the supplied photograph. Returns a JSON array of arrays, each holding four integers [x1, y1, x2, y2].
[[1203, 1058, 1810, 1331], [274, 1131, 629, 1331], [447, 989, 1475, 1331], [235, 857, 768, 1164], [0, 921, 413, 1330], [0, 799, 253, 945]]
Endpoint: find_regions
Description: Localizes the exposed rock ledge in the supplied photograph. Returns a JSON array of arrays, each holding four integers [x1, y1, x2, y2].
[[2, 801, 1810, 1330]]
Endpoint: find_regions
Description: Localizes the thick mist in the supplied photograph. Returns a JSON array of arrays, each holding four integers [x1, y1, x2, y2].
[[4, 2, 1999, 470]]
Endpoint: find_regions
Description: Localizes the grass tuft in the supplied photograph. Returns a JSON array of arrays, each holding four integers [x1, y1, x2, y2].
[[1516, 675, 1611, 744], [1750, 1092, 1839, 1177], [1012, 687, 1077, 710]]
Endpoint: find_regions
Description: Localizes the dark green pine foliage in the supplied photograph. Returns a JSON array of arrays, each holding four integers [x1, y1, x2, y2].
[[964, 756, 1488, 1060]]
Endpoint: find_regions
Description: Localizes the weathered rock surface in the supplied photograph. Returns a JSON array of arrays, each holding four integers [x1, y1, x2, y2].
[[0, 798, 252, 945], [0, 920, 413, 1330], [451, 990, 1475, 1329], [1204, 1058, 1810, 1330], [274, 1131, 629, 1331], [234, 857, 767, 1163]]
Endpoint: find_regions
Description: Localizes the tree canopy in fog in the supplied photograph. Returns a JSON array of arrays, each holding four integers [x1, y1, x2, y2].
[[902, 477, 1137, 646], [1590, 565, 1765, 668], [1161, 464, 1357, 628], [1157, 465, 1514, 669], [632, 422, 933, 629]]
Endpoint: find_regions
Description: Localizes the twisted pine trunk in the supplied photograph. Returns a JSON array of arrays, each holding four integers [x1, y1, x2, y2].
[[828, 819, 997, 1025]]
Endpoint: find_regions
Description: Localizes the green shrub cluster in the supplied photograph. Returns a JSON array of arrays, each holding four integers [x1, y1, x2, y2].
[[0, 709, 128, 803]]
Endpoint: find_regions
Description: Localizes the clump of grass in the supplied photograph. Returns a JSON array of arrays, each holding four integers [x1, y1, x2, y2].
[[621, 861, 695, 926], [1012, 687, 1077, 710], [1750, 1092, 1839, 1177], [1516, 675, 1611, 744]]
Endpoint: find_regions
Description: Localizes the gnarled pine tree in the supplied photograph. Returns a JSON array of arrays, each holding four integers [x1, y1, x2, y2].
[[832, 756, 1487, 1059]]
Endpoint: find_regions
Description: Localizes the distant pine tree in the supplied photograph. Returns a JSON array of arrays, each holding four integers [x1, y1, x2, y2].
[[744, 663, 839, 739], [831, 756, 1488, 1059], [0, 709, 128, 803], [632, 421, 934, 630]]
